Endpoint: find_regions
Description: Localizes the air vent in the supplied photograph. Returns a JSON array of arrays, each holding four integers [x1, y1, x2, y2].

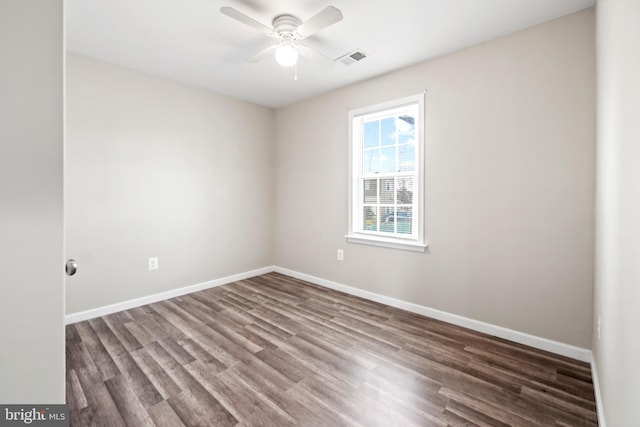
[[336, 50, 367, 66]]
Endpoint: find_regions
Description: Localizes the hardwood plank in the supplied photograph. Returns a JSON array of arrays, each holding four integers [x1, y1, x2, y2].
[[186, 323, 255, 366], [231, 353, 295, 392], [253, 348, 315, 384], [66, 272, 599, 426], [69, 406, 96, 427], [103, 314, 143, 353], [292, 371, 362, 426], [444, 399, 511, 427], [146, 310, 187, 339], [130, 347, 182, 400], [520, 386, 598, 425], [159, 336, 196, 366], [123, 319, 155, 346], [104, 374, 155, 426], [83, 381, 126, 427], [149, 300, 203, 336], [297, 330, 378, 371], [355, 382, 445, 427], [66, 322, 82, 345], [179, 337, 228, 370], [467, 359, 596, 411], [166, 389, 235, 427], [65, 368, 88, 411], [147, 400, 186, 427], [185, 360, 291, 426], [74, 321, 121, 381], [145, 342, 238, 426], [203, 313, 263, 354], [173, 295, 220, 324], [66, 341, 102, 388], [278, 335, 374, 388], [556, 370, 598, 401], [186, 292, 226, 313], [284, 381, 360, 427], [439, 387, 540, 426], [217, 292, 255, 312], [126, 305, 155, 320], [135, 314, 173, 341], [464, 345, 557, 382], [243, 318, 293, 347], [90, 317, 164, 408], [365, 366, 447, 418]]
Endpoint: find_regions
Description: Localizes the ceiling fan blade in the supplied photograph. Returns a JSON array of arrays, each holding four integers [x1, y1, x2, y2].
[[297, 6, 343, 38], [245, 44, 277, 63], [220, 7, 273, 34], [297, 44, 334, 68]]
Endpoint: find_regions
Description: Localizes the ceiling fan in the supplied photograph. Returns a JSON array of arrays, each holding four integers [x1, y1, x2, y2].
[[220, 5, 343, 67]]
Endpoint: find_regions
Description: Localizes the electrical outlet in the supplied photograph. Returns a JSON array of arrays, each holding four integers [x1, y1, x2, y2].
[[337, 249, 344, 261], [148, 257, 158, 271], [598, 314, 601, 340]]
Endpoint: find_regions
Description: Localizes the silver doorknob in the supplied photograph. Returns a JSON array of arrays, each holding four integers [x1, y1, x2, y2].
[[66, 259, 78, 276]]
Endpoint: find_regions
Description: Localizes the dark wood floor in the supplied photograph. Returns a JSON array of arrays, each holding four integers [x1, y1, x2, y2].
[[66, 272, 598, 426]]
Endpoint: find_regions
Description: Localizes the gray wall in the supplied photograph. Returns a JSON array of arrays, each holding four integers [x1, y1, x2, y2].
[[0, 1, 65, 403], [65, 54, 274, 314], [594, 0, 640, 425], [66, 11, 596, 351], [274, 10, 595, 348]]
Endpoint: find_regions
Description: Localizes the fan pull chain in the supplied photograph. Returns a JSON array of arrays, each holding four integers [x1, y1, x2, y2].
[[294, 62, 298, 81]]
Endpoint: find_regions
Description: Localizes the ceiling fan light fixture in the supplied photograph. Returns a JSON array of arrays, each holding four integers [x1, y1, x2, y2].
[[275, 42, 298, 67], [220, 6, 343, 68]]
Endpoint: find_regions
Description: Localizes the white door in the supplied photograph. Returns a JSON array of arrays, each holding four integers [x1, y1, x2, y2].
[[0, 0, 65, 404]]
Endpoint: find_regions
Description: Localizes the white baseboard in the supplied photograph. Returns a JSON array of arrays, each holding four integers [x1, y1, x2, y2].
[[274, 267, 592, 362], [65, 264, 591, 363], [590, 354, 607, 427], [64, 266, 275, 324]]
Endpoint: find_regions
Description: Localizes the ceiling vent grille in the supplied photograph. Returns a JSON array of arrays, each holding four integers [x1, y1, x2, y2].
[[336, 50, 367, 65]]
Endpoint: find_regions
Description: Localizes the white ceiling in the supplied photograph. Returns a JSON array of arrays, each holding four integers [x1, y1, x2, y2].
[[65, 0, 595, 109]]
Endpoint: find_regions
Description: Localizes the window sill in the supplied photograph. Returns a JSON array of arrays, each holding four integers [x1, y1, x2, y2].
[[345, 234, 427, 252]]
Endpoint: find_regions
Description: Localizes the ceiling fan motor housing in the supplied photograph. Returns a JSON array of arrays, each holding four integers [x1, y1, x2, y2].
[[219, 6, 343, 65], [272, 15, 302, 40]]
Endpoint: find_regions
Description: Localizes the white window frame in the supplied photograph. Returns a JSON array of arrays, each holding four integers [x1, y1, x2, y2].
[[346, 93, 426, 252]]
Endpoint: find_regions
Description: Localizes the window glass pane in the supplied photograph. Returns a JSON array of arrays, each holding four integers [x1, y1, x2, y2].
[[380, 146, 396, 173], [380, 178, 394, 204], [363, 207, 377, 231], [350, 95, 423, 246], [397, 207, 412, 234], [364, 121, 379, 148], [398, 115, 415, 144], [363, 179, 378, 203], [380, 207, 395, 233], [397, 177, 413, 204], [381, 117, 396, 146], [398, 144, 415, 172], [364, 149, 380, 174]]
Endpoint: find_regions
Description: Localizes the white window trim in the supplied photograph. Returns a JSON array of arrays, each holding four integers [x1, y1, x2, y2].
[[346, 93, 427, 252]]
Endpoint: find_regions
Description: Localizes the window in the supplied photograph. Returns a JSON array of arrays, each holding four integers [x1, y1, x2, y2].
[[347, 94, 426, 251]]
